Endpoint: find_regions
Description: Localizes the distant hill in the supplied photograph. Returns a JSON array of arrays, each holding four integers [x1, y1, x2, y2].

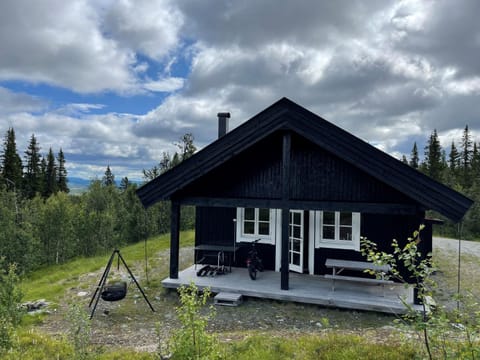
[[67, 177, 143, 194], [68, 177, 91, 194]]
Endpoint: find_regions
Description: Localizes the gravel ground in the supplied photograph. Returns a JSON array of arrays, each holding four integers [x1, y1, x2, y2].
[[434, 236, 480, 257], [33, 237, 479, 353]]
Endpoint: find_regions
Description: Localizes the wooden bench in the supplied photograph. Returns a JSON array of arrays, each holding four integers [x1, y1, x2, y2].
[[325, 259, 393, 294]]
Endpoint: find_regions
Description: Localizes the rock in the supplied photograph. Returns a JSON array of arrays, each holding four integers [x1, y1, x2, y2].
[[77, 291, 88, 297], [23, 299, 50, 312]]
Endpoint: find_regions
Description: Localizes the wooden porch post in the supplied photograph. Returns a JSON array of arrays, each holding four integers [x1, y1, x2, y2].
[[281, 132, 291, 290], [170, 200, 180, 279]]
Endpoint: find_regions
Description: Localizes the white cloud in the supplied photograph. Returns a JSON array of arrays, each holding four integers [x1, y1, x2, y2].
[[102, 0, 184, 60], [0, 0, 183, 94], [1, 0, 480, 180], [0, 87, 46, 113], [143, 77, 185, 92]]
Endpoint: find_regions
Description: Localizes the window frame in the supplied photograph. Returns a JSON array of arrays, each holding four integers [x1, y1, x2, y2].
[[315, 211, 361, 251], [236, 208, 275, 244]]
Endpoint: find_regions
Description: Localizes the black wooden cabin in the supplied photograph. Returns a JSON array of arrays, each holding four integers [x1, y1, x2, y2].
[[137, 97, 473, 292]]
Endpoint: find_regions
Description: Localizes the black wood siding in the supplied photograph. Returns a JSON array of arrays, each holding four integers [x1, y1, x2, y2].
[[180, 132, 416, 205], [195, 206, 276, 270], [290, 134, 415, 203], [314, 213, 426, 282], [195, 206, 236, 246], [181, 134, 283, 200]]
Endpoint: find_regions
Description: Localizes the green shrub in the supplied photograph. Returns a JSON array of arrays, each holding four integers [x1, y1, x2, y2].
[[164, 283, 222, 360], [0, 260, 24, 354], [66, 303, 93, 360]]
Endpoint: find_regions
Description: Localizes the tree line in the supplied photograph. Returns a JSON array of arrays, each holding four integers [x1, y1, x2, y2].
[[402, 125, 480, 238], [1, 129, 68, 198], [0, 130, 196, 273]]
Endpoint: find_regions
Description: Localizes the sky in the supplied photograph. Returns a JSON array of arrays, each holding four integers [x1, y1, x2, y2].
[[1, 0, 480, 181]]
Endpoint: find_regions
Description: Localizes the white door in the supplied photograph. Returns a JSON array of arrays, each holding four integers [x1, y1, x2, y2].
[[289, 210, 304, 273]]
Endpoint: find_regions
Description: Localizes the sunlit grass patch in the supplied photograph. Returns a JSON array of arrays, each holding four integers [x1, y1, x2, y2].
[[225, 332, 417, 360], [21, 231, 194, 302]]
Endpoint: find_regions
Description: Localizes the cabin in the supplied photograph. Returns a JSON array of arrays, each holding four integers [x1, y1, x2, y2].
[[136, 97, 473, 313]]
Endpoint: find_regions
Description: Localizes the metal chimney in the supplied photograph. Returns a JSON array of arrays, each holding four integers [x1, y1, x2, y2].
[[217, 112, 230, 138]]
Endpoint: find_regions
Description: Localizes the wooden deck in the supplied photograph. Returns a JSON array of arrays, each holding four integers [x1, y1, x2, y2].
[[162, 265, 418, 314]]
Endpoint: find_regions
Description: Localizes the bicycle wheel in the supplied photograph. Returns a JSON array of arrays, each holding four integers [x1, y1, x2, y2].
[[257, 259, 264, 272], [248, 264, 257, 280]]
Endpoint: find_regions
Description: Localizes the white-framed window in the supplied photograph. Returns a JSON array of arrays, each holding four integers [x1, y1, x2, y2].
[[236, 208, 276, 244], [314, 211, 361, 251]]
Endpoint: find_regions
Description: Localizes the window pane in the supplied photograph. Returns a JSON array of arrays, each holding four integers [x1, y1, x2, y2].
[[293, 226, 301, 239], [292, 253, 300, 266], [323, 225, 335, 240], [340, 227, 352, 241], [340, 212, 352, 226], [258, 222, 270, 235], [292, 239, 301, 252], [323, 211, 335, 225], [293, 212, 301, 224], [243, 221, 255, 234], [244, 208, 255, 220], [258, 208, 270, 222]]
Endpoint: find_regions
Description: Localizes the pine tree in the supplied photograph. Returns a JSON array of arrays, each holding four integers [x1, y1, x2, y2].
[[461, 125, 473, 188], [409, 142, 419, 169], [1, 128, 23, 191], [43, 148, 58, 198], [57, 148, 69, 193], [401, 155, 408, 164], [23, 134, 42, 198], [424, 129, 443, 182], [102, 165, 115, 187]]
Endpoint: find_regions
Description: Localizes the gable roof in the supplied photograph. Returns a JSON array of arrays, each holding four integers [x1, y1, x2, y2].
[[136, 97, 473, 222]]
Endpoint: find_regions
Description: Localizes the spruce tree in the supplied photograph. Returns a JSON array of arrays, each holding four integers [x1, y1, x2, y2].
[[471, 142, 480, 184], [461, 125, 473, 188], [1, 128, 23, 191], [424, 129, 443, 182], [449, 141, 460, 171], [409, 142, 419, 169], [57, 148, 69, 193], [23, 134, 42, 198], [39, 157, 47, 197], [44, 148, 58, 198], [102, 165, 115, 187]]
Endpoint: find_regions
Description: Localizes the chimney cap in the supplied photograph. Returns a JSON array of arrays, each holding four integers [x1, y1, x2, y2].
[[217, 112, 231, 118]]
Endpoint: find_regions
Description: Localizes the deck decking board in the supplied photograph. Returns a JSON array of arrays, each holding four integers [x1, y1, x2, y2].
[[162, 265, 418, 314]]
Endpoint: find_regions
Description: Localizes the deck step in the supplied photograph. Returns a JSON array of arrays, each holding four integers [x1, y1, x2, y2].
[[214, 292, 243, 306]]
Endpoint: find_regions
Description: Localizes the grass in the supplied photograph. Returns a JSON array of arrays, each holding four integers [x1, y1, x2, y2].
[[21, 231, 194, 302], [13, 234, 480, 359], [3, 329, 157, 360], [5, 329, 417, 360], [225, 333, 417, 360]]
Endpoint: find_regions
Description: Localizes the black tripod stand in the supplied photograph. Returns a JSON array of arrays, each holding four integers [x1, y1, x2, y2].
[[89, 249, 155, 319]]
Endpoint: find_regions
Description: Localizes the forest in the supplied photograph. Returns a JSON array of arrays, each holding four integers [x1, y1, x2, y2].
[[0, 125, 479, 274], [402, 125, 480, 238], [0, 129, 195, 273]]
